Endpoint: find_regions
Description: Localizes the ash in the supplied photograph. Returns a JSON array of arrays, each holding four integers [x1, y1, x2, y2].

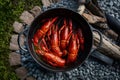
[[18, 0, 120, 80]]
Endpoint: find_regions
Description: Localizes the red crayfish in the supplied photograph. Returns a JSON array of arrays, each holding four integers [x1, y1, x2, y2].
[[32, 17, 84, 67], [32, 17, 58, 46], [67, 33, 80, 64], [36, 38, 65, 67], [59, 18, 72, 50]]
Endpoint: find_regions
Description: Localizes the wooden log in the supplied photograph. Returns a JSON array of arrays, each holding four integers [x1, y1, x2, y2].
[[82, 13, 106, 24], [93, 31, 120, 60], [77, 5, 85, 15], [82, 12, 118, 41], [85, 0, 105, 17], [104, 29, 118, 40]]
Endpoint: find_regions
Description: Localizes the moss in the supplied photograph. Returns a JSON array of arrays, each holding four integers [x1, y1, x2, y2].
[[0, 0, 42, 79]]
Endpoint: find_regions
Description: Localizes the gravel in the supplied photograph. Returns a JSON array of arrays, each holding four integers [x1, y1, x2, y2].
[[98, 0, 120, 22], [42, 0, 79, 12], [18, 0, 120, 80]]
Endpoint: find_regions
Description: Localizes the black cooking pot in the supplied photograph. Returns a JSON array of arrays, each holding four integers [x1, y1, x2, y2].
[[18, 8, 113, 72]]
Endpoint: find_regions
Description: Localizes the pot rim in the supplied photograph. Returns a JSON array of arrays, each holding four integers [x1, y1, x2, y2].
[[27, 8, 93, 72]]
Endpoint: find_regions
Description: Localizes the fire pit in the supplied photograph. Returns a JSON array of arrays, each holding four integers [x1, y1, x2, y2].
[[9, 0, 120, 79]]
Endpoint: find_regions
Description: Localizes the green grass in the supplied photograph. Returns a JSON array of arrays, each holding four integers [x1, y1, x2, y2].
[[0, 0, 42, 79]]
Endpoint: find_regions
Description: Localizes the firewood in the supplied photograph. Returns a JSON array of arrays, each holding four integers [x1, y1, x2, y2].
[[93, 32, 120, 60], [85, 0, 104, 17], [82, 13, 106, 23], [77, 5, 85, 15], [81, 12, 118, 41], [104, 29, 118, 40]]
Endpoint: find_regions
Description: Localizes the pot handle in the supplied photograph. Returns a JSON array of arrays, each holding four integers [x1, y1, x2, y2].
[[90, 28, 113, 65], [18, 25, 28, 52], [91, 28, 102, 52]]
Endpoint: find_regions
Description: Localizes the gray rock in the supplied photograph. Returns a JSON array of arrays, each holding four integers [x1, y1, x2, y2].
[[10, 35, 18, 45], [15, 67, 27, 80], [30, 6, 42, 17], [10, 34, 25, 50], [20, 11, 34, 25], [13, 21, 23, 33], [9, 52, 21, 66], [9, 43, 19, 50], [26, 76, 36, 80], [42, 0, 51, 7], [110, 1, 113, 6]]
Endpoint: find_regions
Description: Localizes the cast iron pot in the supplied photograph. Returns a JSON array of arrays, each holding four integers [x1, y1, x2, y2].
[[18, 8, 111, 72]]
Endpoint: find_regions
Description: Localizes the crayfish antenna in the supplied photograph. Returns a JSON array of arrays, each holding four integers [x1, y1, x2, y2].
[[50, 17, 58, 23], [67, 18, 73, 43], [69, 18, 73, 31], [76, 33, 80, 50], [59, 18, 66, 32], [77, 28, 84, 51]]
